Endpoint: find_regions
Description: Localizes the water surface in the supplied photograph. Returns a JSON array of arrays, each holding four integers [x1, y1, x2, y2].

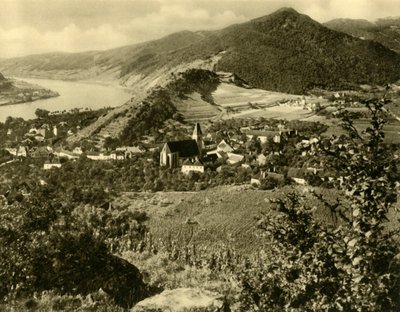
[[0, 77, 131, 122]]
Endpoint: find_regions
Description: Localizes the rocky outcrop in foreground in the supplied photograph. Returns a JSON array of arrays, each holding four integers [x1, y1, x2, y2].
[[132, 288, 228, 312]]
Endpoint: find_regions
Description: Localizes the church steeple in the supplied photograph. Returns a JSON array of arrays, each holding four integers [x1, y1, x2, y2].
[[192, 123, 203, 152]]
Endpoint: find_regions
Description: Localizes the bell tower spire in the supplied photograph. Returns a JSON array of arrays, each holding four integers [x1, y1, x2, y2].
[[192, 123, 203, 153]]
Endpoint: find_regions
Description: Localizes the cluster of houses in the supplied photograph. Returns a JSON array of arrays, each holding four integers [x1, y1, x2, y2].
[[6, 122, 80, 145], [159, 122, 321, 186], [159, 123, 259, 175], [14, 89, 56, 103], [54, 146, 145, 161], [160, 123, 251, 174], [274, 97, 322, 112], [4, 146, 28, 158], [4, 144, 146, 170]]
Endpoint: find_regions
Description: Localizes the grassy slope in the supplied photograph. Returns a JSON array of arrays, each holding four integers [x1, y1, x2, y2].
[[115, 184, 400, 255], [116, 186, 338, 253]]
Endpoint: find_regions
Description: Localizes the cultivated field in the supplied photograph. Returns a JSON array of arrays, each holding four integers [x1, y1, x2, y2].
[[232, 104, 313, 120], [213, 83, 299, 108], [212, 83, 328, 120], [115, 185, 343, 253], [115, 184, 400, 255], [174, 92, 221, 122]]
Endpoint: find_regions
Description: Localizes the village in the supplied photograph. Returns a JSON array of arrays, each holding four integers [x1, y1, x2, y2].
[[0, 112, 337, 191]]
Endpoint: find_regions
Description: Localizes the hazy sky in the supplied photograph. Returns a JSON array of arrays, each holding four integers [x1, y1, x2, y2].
[[0, 0, 399, 58]]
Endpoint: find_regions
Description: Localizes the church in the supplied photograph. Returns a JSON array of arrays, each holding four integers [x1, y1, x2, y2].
[[160, 123, 203, 168]]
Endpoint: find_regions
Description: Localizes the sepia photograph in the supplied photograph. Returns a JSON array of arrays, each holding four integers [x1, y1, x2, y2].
[[0, 0, 399, 310]]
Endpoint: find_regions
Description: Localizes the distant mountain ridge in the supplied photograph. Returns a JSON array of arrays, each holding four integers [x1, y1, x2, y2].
[[324, 17, 400, 53], [1, 8, 400, 94]]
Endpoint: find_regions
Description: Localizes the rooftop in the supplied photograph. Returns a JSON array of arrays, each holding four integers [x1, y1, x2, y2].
[[165, 140, 200, 158]]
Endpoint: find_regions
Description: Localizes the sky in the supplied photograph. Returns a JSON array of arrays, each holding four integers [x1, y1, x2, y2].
[[0, 0, 399, 58]]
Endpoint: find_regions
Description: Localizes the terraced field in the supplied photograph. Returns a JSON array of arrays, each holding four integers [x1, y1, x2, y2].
[[95, 114, 132, 143], [174, 92, 221, 122]]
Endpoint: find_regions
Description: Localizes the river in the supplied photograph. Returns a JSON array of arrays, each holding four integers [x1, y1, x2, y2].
[[0, 77, 132, 122]]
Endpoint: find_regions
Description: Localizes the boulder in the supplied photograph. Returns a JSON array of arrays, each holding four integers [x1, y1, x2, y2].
[[100, 255, 149, 308], [132, 288, 228, 312], [32, 232, 150, 309]]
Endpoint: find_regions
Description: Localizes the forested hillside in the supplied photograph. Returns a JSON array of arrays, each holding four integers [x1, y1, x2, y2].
[[209, 8, 400, 93], [1, 8, 400, 94]]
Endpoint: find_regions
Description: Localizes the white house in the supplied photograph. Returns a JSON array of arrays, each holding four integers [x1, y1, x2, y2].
[[87, 153, 112, 161], [181, 160, 205, 174], [273, 134, 281, 143], [217, 139, 234, 153], [56, 150, 79, 160], [5, 148, 17, 156], [241, 164, 251, 169], [17, 146, 28, 157], [73, 147, 83, 155], [206, 150, 223, 159], [43, 161, 62, 170], [258, 136, 268, 143], [257, 154, 267, 166], [227, 152, 244, 165]]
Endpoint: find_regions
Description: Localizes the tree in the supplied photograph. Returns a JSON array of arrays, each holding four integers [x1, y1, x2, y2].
[[34, 108, 50, 119], [0, 187, 150, 308]]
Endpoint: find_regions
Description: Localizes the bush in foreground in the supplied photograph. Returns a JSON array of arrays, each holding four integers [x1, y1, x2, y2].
[[242, 98, 400, 311]]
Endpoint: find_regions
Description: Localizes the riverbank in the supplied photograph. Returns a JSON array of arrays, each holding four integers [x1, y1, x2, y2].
[[0, 78, 59, 107], [0, 77, 133, 122]]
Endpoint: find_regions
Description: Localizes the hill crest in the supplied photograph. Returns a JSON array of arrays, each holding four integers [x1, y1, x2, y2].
[[1, 8, 400, 94], [324, 17, 400, 52]]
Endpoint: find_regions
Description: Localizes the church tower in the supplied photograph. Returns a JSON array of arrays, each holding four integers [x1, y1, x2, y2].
[[192, 123, 203, 154]]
